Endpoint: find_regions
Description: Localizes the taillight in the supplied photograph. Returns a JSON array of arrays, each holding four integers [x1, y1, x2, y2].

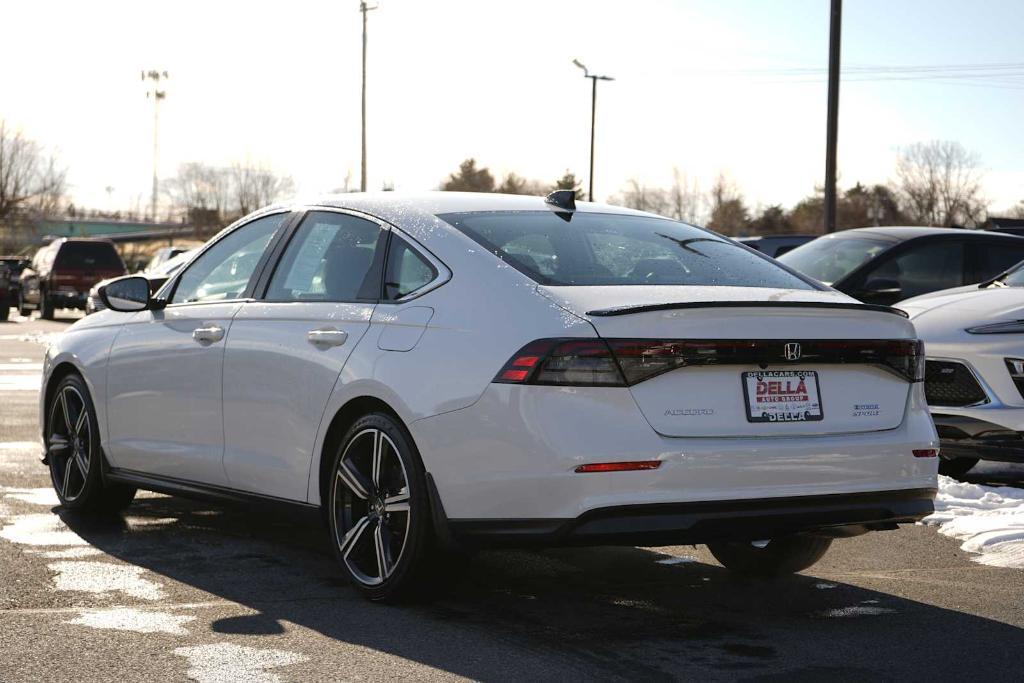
[[494, 338, 626, 386], [494, 338, 926, 387]]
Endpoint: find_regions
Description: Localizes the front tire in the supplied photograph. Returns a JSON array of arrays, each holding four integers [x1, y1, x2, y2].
[[0, 302, 8, 321], [46, 374, 136, 514], [328, 413, 433, 602], [40, 291, 55, 320], [18, 291, 31, 317], [938, 456, 978, 478], [708, 536, 833, 577]]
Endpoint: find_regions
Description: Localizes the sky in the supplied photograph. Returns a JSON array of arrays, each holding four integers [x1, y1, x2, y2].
[[1, 0, 1022, 217]]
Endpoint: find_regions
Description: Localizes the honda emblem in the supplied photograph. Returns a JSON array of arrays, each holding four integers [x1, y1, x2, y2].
[[784, 342, 802, 361]]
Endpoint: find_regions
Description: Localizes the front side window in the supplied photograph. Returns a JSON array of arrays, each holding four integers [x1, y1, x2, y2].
[[862, 241, 965, 299], [171, 214, 284, 304], [384, 236, 437, 300], [778, 235, 892, 285], [266, 211, 383, 301], [439, 211, 814, 289]]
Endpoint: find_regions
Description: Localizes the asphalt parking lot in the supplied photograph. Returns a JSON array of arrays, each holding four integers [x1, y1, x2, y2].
[[1, 313, 1023, 682]]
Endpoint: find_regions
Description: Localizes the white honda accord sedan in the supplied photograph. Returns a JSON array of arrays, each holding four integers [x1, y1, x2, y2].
[[40, 192, 938, 600]]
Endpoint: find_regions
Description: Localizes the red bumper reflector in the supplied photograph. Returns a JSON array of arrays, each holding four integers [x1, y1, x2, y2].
[[912, 449, 939, 458], [574, 461, 662, 473]]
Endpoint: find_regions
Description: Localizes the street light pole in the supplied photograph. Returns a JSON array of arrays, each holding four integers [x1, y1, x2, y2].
[[823, 0, 842, 233], [573, 59, 613, 201], [142, 70, 168, 221], [360, 1, 377, 193]]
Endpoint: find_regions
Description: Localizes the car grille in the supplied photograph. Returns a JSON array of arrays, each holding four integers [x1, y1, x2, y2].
[[925, 360, 987, 407]]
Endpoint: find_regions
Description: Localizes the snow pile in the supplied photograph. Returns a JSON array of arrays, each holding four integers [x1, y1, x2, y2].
[[923, 475, 1024, 568]]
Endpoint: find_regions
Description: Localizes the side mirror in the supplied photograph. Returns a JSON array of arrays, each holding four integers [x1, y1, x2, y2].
[[859, 277, 902, 302], [99, 276, 151, 312]]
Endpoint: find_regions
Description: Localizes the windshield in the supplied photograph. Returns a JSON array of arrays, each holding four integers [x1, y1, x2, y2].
[[995, 262, 1024, 287], [778, 235, 891, 284], [55, 242, 125, 271], [438, 211, 815, 290]]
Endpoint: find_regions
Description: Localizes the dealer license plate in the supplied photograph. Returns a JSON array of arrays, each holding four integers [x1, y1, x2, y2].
[[742, 370, 823, 423]]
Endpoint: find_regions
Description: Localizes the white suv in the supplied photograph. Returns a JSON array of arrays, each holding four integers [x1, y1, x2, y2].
[[900, 265, 1024, 476]]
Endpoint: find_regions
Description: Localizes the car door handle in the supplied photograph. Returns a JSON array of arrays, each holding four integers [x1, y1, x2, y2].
[[307, 327, 348, 347], [192, 325, 225, 344]]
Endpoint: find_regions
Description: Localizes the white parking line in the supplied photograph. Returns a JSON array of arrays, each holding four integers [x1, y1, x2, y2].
[[175, 643, 308, 683], [0, 373, 42, 391]]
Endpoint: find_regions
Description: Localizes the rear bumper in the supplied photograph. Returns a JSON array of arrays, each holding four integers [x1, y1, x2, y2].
[[413, 384, 939, 520], [933, 413, 1024, 463], [50, 293, 87, 309], [449, 488, 936, 547]]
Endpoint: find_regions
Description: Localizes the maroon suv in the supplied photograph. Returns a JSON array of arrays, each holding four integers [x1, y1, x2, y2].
[[19, 239, 127, 319]]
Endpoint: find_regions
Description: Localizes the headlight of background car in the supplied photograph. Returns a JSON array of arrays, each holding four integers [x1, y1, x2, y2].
[[966, 320, 1024, 334]]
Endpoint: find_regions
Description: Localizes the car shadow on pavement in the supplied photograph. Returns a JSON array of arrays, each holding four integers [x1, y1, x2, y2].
[[58, 494, 1024, 681]]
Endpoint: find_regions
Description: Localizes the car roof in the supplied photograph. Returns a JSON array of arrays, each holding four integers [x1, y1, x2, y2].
[[737, 234, 817, 241], [277, 191, 655, 225], [829, 226, 1023, 242]]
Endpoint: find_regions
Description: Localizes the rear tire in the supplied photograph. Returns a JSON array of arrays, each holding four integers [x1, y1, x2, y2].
[[0, 302, 8, 321], [327, 412, 434, 602], [18, 292, 30, 317], [938, 457, 978, 478], [708, 535, 833, 577], [46, 373, 136, 514]]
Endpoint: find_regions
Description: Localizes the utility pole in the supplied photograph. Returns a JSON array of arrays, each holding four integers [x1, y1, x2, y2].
[[360, 1, 377, 193], [823, 0, 842, 233], [573, 59, 613, 201], [142, 70, 168, 222]]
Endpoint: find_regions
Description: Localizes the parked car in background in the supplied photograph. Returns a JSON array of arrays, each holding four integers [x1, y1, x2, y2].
[[0, 256, 30, 321], [144, 246, 189, 273], [736, 234, 816, 258], [43, 192, 937, 602], [778, 227, 1024, 306], [898, 263, 1024, 477], [86, 248, 197, 314], [19, 239, 127, 319]]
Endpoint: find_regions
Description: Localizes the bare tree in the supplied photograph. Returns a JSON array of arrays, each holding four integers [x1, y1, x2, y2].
[[164, 162, 232, 231], [706, 173, 749, 235], [894, 141, 987, 226], [232, 162, 295, 216], [0, 120, 67, 221], [668, 168, 702, 224], [612, 179, 670, 216]]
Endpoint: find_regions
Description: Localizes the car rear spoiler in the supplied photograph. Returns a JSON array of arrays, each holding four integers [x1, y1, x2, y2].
[[586, 301, 909, 318]]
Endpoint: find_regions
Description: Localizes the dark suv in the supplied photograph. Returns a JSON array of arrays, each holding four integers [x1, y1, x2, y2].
[[779, 227, 1024, 305], [19, 239, 127, 319], [0, 257, 29, 321]]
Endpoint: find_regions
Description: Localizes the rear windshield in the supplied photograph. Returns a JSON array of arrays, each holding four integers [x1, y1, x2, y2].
[[55, 242, 125, 270], [778, 235, 891, 285], [438, 211, 815, 289]]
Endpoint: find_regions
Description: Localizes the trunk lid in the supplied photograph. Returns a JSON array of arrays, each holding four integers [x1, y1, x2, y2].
[[540, 285, 917, 438]]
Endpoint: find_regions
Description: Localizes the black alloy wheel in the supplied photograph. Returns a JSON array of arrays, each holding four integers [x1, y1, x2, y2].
[[46, 374, 136, 512], [328, 413, 432, 601]]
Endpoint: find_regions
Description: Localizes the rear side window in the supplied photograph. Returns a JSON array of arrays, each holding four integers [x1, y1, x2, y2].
[[384, 236, 437, 300], [266, 211, 384, 302], [973, 242, 1024, 281], [438, 211, 814, 289], [55, 242, 125, 270]]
